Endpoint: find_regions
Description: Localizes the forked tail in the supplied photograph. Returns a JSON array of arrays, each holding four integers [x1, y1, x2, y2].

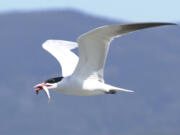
[[105, 85, 134, 94]]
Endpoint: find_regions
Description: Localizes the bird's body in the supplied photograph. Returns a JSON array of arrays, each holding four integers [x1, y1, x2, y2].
[[56, 76, 104, 95], [55, 76, 131, 95], [34, 22, 176, 100]]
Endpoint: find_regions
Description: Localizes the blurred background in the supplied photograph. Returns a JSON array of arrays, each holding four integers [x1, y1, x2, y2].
[[0, 0, 180, 135]]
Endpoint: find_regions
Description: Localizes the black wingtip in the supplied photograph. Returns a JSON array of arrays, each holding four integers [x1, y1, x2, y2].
[[119, 22, 178, 32], [164, 22, 178, 26], [144, 22, 177, 25], [139, 22, 178, 26]]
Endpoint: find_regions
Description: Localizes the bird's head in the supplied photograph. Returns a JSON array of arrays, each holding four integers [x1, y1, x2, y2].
[[34, 77, 63, 101]]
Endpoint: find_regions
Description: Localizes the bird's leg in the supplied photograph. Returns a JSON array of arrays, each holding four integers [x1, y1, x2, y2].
[[104, 90, 117, 94]]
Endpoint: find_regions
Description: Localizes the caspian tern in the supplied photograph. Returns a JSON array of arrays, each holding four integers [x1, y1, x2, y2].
[[34, 22, 176, 101]]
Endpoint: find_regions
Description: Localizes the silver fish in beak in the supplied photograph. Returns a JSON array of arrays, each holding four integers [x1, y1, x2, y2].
[[42, 86, 51, 101], [34, 82, 52, 101]]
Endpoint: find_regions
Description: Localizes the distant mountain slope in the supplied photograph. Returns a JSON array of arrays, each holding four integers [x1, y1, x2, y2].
[[0, 10, 179, 135]]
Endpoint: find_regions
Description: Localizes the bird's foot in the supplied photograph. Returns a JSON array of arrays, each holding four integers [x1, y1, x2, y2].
[[104, 90, 117, 94]]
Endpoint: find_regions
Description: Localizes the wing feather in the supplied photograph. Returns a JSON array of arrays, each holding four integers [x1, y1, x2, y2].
[[42, 40, 79, 77], [72, 22, 176, 81]]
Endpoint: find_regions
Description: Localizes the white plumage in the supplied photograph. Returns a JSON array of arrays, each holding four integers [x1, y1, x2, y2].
[[42, 40, 79, 77], [35, 22, 176, 100]]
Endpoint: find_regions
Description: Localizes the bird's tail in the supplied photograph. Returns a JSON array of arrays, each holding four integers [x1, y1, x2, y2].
[[105, 84, 134, 94]]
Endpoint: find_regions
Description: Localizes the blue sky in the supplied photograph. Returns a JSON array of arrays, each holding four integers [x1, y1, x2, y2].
[[0, 0, 180, 22]]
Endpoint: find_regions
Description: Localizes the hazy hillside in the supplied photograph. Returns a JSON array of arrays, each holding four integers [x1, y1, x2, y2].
[[0, 10, 179, 135]]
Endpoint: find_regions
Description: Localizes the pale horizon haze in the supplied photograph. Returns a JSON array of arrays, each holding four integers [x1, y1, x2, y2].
[[0, 0, 179, 22]]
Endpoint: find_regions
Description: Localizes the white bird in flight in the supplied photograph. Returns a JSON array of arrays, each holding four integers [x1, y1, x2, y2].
[[34, 22, 176, 101]]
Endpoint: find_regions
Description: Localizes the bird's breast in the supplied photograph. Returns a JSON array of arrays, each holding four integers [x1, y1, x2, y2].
[[55, 77, 104, 95]]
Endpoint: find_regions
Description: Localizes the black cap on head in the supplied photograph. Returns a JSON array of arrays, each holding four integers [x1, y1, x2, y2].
[[45, 77, 63, 84]]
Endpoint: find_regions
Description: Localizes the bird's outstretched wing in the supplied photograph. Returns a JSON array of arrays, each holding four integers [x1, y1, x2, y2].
[[72, 22, 176, 82], [42, 40, 79, 77]]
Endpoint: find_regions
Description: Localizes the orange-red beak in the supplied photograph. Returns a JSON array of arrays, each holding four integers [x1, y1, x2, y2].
[[34, 82, 52, 94]]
